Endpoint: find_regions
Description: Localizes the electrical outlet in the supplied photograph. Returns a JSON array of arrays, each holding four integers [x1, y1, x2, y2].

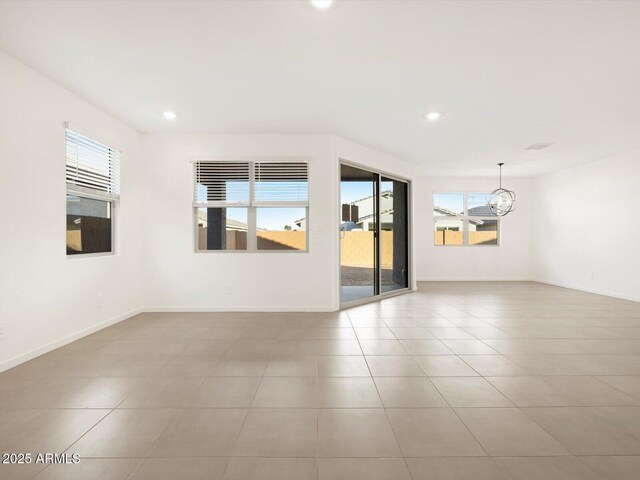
[[225, 285, 233, 295], [97, 295, 103, 309], [0, 321, 6, 340]]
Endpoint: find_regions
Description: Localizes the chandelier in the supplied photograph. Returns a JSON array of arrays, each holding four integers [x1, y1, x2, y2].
[[487, 163, 516, 216]]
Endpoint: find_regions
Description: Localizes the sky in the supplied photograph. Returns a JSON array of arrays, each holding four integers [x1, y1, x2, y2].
[[219, 207, 306, 231], [257, 208, 305, 230], [434, 193, 464, 214], [341, 181, 374, 204]]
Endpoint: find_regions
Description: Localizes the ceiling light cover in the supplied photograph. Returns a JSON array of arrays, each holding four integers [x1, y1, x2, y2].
[[311, 0, 334, 10], [426, 112, 442, 121], [487, 163, 516, 216], [163, 111, 177, 120]]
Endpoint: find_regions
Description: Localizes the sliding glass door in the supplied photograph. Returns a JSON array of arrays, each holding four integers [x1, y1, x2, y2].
[[340, 164, 378, 303], [340, 163, 409, 305], [380, 176, 409, 293]]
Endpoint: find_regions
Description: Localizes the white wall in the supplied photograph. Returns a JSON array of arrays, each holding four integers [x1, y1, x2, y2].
[[415, 176, 533, 281], [0, 51, 145, 370], [533, 149, 640, 302], [331, 136, 416, 180], [142, 133, 338, 311]]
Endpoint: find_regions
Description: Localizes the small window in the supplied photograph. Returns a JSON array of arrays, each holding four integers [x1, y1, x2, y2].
[[434, 193, 464, 216], [195, 161, 250, 205], [256, 207, 306, 251], [434, 193, 499, 246], [434, 218, 464, 245], [193, 160, 308, 252], [65, 127, 120, 256], [254, 162, 308, 204], [66, 195, 112, 255], [196, 207, 248, 251], [467, 193, 493, 216], [470, 218, 498, 246]]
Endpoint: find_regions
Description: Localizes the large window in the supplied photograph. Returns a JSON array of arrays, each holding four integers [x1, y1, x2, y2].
[[194, 160, 308, 252], [434, 193, 499, 246], [65, 127, 120, 256]]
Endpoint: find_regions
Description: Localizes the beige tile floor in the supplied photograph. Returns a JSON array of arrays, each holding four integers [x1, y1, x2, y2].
[[2, 281, 640, 479]]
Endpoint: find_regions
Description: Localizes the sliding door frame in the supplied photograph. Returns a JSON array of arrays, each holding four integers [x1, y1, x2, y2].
[[338, 159, 412, 309]]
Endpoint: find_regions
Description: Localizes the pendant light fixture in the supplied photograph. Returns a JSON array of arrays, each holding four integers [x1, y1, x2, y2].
[[487, 163, 516, 216]]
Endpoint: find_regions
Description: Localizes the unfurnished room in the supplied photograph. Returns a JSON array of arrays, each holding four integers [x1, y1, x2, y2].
[[1, 1, 640, 479]]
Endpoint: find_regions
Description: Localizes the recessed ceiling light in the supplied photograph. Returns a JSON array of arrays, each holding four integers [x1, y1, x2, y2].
[[311, 0, 333, 10], [163, 111, 177, 120], [425, 112, 442, 121]]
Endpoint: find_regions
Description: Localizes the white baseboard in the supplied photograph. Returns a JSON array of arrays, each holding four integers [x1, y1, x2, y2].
[[144, 305, 337, 313], [416, 277, 534, 282], [0, 307, 143, 374], [533, 279, 640, 303]]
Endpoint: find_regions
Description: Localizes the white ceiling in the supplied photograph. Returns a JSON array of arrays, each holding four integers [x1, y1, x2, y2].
[[1, 0, 640, 176]]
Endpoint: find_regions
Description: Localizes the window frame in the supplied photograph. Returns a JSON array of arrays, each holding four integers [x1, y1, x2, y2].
[[433, 191, 501, 247], [192, 158, 310, 254], [65, 124, 120, 258]]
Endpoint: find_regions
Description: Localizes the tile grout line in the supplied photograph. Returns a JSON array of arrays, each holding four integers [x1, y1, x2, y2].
[[117, 375, 206, 480], [351, 310, 416, 479], [56, 379, 146, 480], [218, 360, 267, 479]]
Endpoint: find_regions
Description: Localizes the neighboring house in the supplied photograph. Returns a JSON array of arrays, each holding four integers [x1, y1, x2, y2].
[[295, 216, 307, 230], [197, 211, 250, 231], [349, 190, 394, 231], [467, 205, 497, 231], [296, 190, 398, 232], [433, 205, 493, 231], [467, 205, 495, 216]]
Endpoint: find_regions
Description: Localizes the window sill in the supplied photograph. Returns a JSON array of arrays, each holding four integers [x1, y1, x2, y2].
[[67, 252, 116, 259], [195, 250, 309, 254]]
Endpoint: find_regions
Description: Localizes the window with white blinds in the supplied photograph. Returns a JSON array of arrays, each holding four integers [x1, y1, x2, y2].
[[254, 161, 308, 205], [65, 128, 120, 199], [194, 161, 250, 205], [193, 159, 309, 253], [192, 160, 308, 207], [65, 126, 119, 256]]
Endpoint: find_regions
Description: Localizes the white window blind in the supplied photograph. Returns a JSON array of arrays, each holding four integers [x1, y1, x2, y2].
[[65, 128, 120, 200], [253, 161, 308, 205], [194, 161, 251, 206], [193, 160, 308, 206]]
